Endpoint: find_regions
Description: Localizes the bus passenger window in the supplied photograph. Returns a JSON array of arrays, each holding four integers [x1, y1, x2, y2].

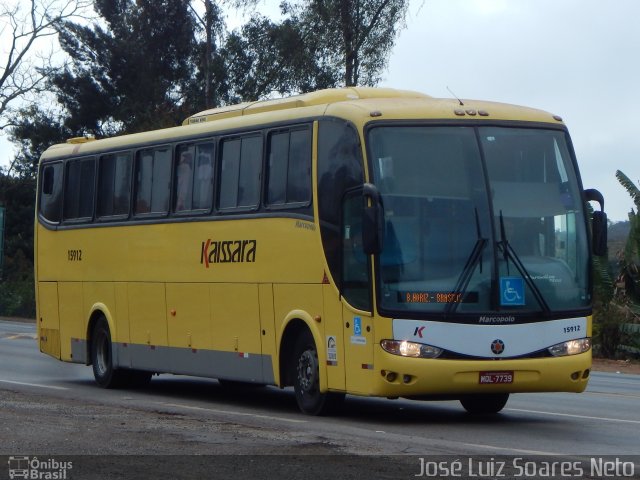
[[267, 127, 311, 207], [97, 152, 132, 218], [135, 146, 171, 215], [238, 136, 262, 207], [175, 142, 214, 213], [64, 157, 95, 221], [267, 132, 288, 205], [193, 144, 214, 210], [218, 135, 262, 210], [39, 163, 63, 223], [175, 146, 195, 211]]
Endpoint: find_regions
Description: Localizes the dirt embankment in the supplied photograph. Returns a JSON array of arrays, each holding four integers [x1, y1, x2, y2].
[[591, 357, 640, 374]]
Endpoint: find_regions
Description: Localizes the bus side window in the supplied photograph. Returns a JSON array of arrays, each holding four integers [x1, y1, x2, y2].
[[266, 127, 311, 207], [218, 135, 262, 210], [97, 152, 132, 218], [175, 145, 195, 212], [64, 157, 95, 221], [193, 143, 214, 210], [40, 163, 63, 223], [174, 142, 214, 213], [135, 146, 171, 216]]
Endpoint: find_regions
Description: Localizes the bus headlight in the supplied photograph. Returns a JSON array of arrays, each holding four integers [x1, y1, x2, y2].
[[380, 339, 443, 359], [547, 338, 591, 357]]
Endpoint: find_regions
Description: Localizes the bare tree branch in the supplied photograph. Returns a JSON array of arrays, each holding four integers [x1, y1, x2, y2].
[[0, 0, 92, 124]]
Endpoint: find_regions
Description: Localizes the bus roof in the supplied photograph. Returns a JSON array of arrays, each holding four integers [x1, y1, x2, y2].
[[181, 87, 429, 125], [39, 87, 565, 162]]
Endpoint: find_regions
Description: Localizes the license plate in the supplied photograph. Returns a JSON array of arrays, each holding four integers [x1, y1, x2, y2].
[[479, 371, 514, 384]]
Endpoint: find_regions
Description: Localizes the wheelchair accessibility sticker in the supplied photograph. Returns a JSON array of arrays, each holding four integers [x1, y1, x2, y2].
[[500, 277, 525, 306]]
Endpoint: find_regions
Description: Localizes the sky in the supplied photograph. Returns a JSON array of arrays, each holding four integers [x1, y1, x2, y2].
[[379, 0, 639, 222], [1, 0, 638, 222]]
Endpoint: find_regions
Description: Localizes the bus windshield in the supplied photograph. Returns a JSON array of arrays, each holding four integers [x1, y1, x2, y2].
[[367, 125, 590, 317]]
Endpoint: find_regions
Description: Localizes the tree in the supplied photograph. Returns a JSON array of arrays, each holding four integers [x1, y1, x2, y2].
[[187, 0, 226, 109], [0, 0, 91, 174], [0, 171, 36, 316], [50, 0, 198, 136], [616, 170, 640, 305], [592, 171, 640, 358], [221, 15, 341, 101], [283, 0, 409, 86], [218, 0, 409, 101], [8, 103, 70, 178]]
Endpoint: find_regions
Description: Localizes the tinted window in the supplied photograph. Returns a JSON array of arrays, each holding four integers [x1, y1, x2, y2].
[[175, 142, 214, 212], [267, 128, 311, 207], [135, 146, 171, 215], [219, 135, 262, 210], [64, 157, 95, 220], [317, 120, 364, 300], [40, 163, 63, 223], [97, 152, 131, 217], [342, 190, 371, 310], [267, 132, 288, 205]]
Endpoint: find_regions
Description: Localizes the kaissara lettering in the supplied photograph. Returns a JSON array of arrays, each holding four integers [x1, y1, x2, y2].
[[200, 239, 257, 268]]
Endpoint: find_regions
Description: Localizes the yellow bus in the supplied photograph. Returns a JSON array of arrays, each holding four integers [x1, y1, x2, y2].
[[35, 87, 607, 415]]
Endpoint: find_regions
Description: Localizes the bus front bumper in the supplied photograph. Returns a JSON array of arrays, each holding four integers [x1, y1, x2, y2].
[[366, 350, 592, 398]]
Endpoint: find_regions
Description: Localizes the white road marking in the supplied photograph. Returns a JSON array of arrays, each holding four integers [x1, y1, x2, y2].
[[0, 379, 68, 390], [507, 408, 640, 424], [0, 334, 37, 340], [160, 402, 307, 424]]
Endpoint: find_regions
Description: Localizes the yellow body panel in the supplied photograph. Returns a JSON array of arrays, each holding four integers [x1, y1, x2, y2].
[[37, 282, 60, 359], [128, 283, 167, 346], [166, 283, 211, 349], [58, 282, 84, 361], [210, 283, 261, 354], [258, 284, 278, 382]]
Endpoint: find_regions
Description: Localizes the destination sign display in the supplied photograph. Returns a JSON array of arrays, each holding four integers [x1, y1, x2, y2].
[[398, 291, 479, 304]]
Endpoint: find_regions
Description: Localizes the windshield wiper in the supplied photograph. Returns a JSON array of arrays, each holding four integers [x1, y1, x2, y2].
[[497, 211, 551, 315], [445, 209, 487, 316]]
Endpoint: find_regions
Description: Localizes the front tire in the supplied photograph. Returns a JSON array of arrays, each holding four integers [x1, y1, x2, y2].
[[292, 330, 344, 415], [460, 393, 509, 414]]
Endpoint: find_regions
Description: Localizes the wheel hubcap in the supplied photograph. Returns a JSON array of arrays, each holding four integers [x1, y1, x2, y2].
[[95, 332, 109, 376], [297, 350, 318, 393]]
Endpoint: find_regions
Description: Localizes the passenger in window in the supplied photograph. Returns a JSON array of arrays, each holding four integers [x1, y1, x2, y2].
[[176, 151, 193, 211], [195, 153, 213, 209]]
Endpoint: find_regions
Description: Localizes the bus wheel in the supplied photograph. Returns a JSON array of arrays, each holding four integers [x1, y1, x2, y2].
[[292, 330, 344, 415], [460, 393, 509, 414], [91, 317, 126, 388]]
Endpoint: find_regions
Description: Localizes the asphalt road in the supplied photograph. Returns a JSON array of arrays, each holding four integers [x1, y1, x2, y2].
[[1, 320, 639, 478]]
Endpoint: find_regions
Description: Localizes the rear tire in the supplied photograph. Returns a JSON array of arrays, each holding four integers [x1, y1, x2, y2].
[[460, 393, 509, 414], [292, 330, 344, 415], [91, 317, 151, 388]]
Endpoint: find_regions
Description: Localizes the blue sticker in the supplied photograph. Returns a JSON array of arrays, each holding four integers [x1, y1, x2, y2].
[[353, 317, 362, 336], [500, 277, 525, 306]]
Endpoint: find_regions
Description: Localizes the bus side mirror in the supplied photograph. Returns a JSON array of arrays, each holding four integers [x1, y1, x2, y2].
[[585, 188, 607, 257], [362, 183, 385, 255]]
